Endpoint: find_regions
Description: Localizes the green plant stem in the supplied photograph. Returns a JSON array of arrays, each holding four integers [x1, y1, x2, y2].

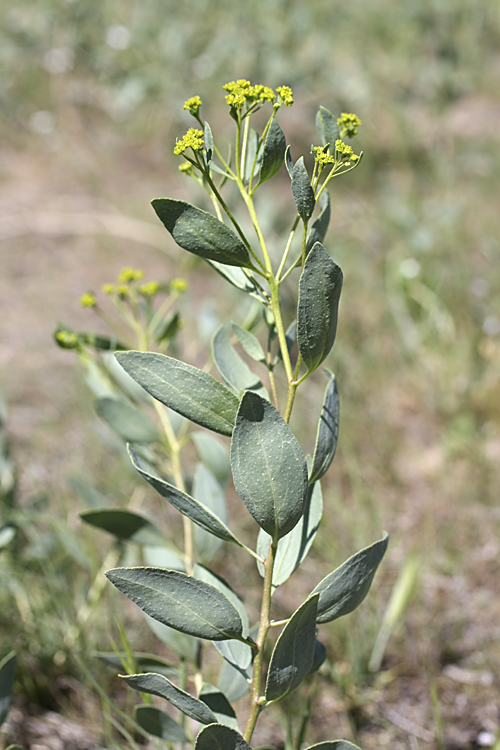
[[243, 538, 277, 743]]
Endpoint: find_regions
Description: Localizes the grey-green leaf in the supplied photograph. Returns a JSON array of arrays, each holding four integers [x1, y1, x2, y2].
[[135, 705, 188, 742], [297, 243, 343, 374], [306, 190, 330, 254], [218, 660, 251, 702], [291, 157, 315, 223], [80, 509, 166, 546], [257, 119, 286, 186], [199, 684, 237, 728], [315, 106, 340, 151], [305, 742, 362, 750], [193, 465, 227, 563], [95, 397, 160, 444], [231, 323, 267, 364], [265, 595, 319, 702], [204, 121, 214, 164], [256, 480, 323, 587], [0, 651, 16, 727], [206, 261, 266, 303], [244, 128, 261, 185], [312, 533, 389, 624], [193, 564, 249, 636], [95, 651, 178, 678], [143, 612, 199, 661], [115, 351, 239, 436], [130, 448, 243, 548], [309, 371, 339, 484], [123, 672, 217, 725], [152, 199, 251, 268], [285, 145, 293, 178], [212, 324, 267, 398], [231, 391, 308, 540], [192, 432, 231, 484], [106, 567, 244, 641], [195, 724, 252, 750]]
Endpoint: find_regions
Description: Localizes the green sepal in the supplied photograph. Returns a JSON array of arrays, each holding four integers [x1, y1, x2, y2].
[[315, 106, 340, 152], [231, 391, 308, 540], [199, 684, 238, 728], [265, 595, 319, 702], [80, 508, 166, 546], [212, 323, 267, 398], [195, 724, 252, 750], [0, 651, 16, 727], [106, 567, 244, 641], [309, 371, 339, 484], [94, 397, 160, 444], [291, 157, 315, 223], [135, 705, 188, 742], [115, 351, 239, 436], [311, 533, 389, 623], [204, 121, 214, 164], [231, 322, 267, 364], [152, 198, 251, 268], [257, 119, 286, 186], [129, 448, 244, 548], [297, 243, 343, 374], [256, 480, 323, 588], [123, 672, 217, 725], [306, 190, 330, 254]]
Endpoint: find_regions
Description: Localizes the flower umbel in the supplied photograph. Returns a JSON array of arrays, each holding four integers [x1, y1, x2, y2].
[[183, 96, 202, 116], [337, 113, 362, 139], [276, 85, 294, 107], [119, 268, 145, 283], [312, 145, 335, 165], [80, 292, 96, 308], [335, 139, 360, 163], [174, 128, 204, 156]]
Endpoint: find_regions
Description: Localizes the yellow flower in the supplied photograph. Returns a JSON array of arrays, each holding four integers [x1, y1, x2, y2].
[[174, 128, 204, 156], [118, 267, 145, 283], [179, 162, 195, 177], [250, 84, 275, 103], [276, 85, 294, 107], [117, 285, 129, 298], [55, 330, 79, 348], [337, 113, 362, 139], [335, 139, 360, 164], [102, 283, 115, 295], [312, 145, 335, 165], [170, 278, 187, 292], [183, 96, 202, 115], [139, 281, 159, 296], [80, 292, 96, 308]]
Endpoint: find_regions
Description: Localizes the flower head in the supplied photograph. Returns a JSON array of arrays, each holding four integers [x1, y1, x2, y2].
[[223, 79, 252, 109], [170, 277, 188, 293], [337, 113, 362, 139], [139, 281, 159, 297], [335, 139, 360, 163], [119, 267, 145, 283], [80, 292, 96, 308], [55, 330, 79, 349], [183, 96, 202, 116], [179, 162, 195, 177], [174, 128, 204, 156], [312, 145, 335, 165], [102, 283, 115, 295], [276, 85, 294, 107]]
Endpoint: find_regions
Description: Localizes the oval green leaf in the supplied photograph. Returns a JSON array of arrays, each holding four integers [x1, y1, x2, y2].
[[315, 106, 340, 151], [291, 157, 315, 223], [199, 684, 237, 728], [192, 464, 227, 564], [231, 322, 267, 364], [265, 595, 319, 702], [311, 533, 389, 624], [95, 397, 160, 444], [106, 567, 244, 641], [195, 724, 252, 750], [143, 612, 199, 661], [152, 199, 251, 268], [212, 324, 267, 398], [192, 432, 231, 485], [135, 705, 188, 742], [206, 261, 266, 302], [230, 391, 308, 540], [297, 243, 343, 374], [218, 660, 251, 703], [115, 351, 239, 436], [306, 190, 330, 254], [80, 508, 166, 546], [306, 742, 362, 750], [123, 672, 217, 725], [257, 119, 286, 186], [309, 370, 339, 484]]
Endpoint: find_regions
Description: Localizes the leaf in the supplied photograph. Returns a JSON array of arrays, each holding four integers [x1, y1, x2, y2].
[[306, 190, 331, 254], [231, 323, 267, 364], [285, 145, 294, 178], [206, 261, 265, 303], [152, 199, 251, 268], [129, 448, 244, 548], [143, 545, 185, 571], [309, 638, 327, 675], [297, 243, 343, 374], [0, 651, 16, 727], [193, 464, 227, 563], [305, 742, 362, 750], [143, 612, 199, 661], [154, 311, 181, 345], [115, 351, 239, 437], [80, 509, 166, 546], [311, 533, 389, 624], [204, 121, 214, 164], [94, 397, 160, 444], [244, 128, 261, 185], [195, 724, 252, 750], [315, 106, 340, 151], [123, 672, 217, 725], [199, 684, 237, 728], [106, 567, 244, 641], [309, 371, 339, 484], [256, 480, 323, 588], [192, 432, 231, 484], [230, 391, 308, 540], [218, 660, 251, 703], [212, 324, 267, 398], [291, 157, 315, 223], [193, 564, 249, 637], [135, 705, 188, 742], [95, 651, 178, 678], [0, 525, 16, 549], [265, 595, 318, 702], [257, 119, 286, 186]]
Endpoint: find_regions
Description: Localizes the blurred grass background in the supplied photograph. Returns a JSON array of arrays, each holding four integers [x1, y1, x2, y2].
[[1, 0, 500, 747]]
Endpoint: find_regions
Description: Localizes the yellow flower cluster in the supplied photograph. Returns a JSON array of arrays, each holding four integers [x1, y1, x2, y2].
[[312, 146, 335, 165], [119, 267, 145, 283], [174, 128, 204, 156], [80, 292, 97, 308], [335, 139, 360, 163], [56, 330, 79, 348], [183, 96, 202, 115], [170, 277, 187, 292], [276, 85, 294, 107], [178, 162, 195, 177], [139, 281, 159, 297], [337, 113, 362, 139]]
